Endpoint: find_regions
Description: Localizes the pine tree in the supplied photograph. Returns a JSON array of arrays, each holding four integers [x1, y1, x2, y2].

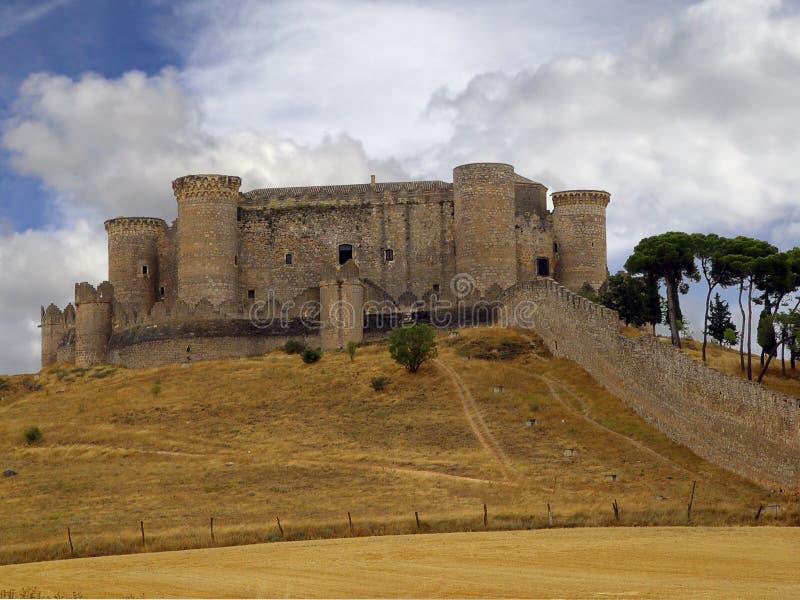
[[707, 293, 737, 345]]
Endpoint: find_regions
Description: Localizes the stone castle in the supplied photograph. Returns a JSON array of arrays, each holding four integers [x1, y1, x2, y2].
[[41, 162, 610, 369]]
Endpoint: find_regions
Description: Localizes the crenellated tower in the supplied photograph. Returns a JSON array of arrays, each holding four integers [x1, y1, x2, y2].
[[173, 174, 241, 306], [453, 163, 517, 294], [74, 282, 113, 368], [104, 217, 166, 312], [552, 190, 610, 292], [40, 303, 75, 367]]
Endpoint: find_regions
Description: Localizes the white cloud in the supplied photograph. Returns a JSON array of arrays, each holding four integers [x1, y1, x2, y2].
[[2, 69, 408, 222], [421, 0, 800, 267], [0, 0, 68, 40], [0, 220, 105, 375]]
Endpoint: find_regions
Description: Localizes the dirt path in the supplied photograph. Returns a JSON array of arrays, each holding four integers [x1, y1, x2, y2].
[[435, 358, 518, 481], [537, 375, 697, 479]]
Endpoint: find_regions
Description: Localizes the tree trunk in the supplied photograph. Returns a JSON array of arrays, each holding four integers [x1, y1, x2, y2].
[[738, 282, 746, 372], [747, 279, 754, 381], [702, 283, 714, 362], [781, 340, 786, 377], [665, 277, 681, 348], [757, 351, 775, 383]]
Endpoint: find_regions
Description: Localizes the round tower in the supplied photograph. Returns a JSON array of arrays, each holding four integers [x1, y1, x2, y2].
[[172, 174, 241, 306], [551, 190, 610, 292], [104, 217, 166, 311], [74, 282, 113, 368], [453, 163, 516, 294], [41, 303, 66, 368]]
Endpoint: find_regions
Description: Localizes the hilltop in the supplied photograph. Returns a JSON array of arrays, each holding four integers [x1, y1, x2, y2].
[[0, 327, 790, 564]]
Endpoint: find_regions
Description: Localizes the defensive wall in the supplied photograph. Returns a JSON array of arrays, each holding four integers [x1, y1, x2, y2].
[[501, 279, 800, 491]]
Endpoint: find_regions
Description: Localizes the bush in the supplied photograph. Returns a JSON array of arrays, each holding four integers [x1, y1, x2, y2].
[[284, 339, 306, 354], [150, 380, 162, 397], [24, 426, 42, 445], [0, 377, 8, 391], [346, 341, 358, 362], [389, 323, 438, 373], [301, 347, 323, 364], [371, 376, 390, 391]]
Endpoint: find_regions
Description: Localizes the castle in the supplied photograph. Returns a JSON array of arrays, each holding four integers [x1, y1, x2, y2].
[[41, 162, 610, 369]]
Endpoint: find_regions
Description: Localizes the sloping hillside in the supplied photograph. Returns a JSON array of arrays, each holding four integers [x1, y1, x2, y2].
[[0, 327, 787, 564]]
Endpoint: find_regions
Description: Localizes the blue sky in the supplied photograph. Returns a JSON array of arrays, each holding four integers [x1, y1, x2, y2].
[[2, 0, 800, 373]]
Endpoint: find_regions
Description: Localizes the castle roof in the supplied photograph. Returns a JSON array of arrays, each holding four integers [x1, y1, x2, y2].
[[241, 180, 452, 203]]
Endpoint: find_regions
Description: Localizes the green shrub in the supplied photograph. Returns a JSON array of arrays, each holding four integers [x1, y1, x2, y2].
[[0, 377, 8, 391], [150, 380, 162, 397], [88, 368, 115, 379], [388, 323, 438, 373], [24, 426, 42, 445], [284, 339, 306, 354], [371, 376, 390, 391], [301, 347, 322, 364], [346, 341, 358, 362]]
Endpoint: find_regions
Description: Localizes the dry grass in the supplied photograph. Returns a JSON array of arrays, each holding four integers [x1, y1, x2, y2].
[[1, 528, 798, 599], [675, 337, 800, 397], [0, 327, 792, 566]]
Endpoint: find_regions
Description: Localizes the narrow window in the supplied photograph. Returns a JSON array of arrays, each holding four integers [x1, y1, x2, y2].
[[160, 287, 165, 297], [234, 255, 238, 266], [536, 257, 550, 277], [247, 289, 255, 299], [338, 243, 353, 265], [384, 248, 394, 262], [433, 283, 440, 293], [285, 253, 293, 265], [553, 241, 559, 253], [142, 265, 148, 275]]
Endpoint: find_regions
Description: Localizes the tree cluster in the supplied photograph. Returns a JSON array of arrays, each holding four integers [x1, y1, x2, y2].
[[609, 232, 800, 384]]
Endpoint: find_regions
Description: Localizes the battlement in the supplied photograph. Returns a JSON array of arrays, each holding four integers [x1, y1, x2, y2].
[[104, 217, 167, 233], [241, 180, 452, 206], [172, 174, 242, 200], [41, 302, 76, 326], [552, 190, 611, 207], [75, 281, 114, 305]]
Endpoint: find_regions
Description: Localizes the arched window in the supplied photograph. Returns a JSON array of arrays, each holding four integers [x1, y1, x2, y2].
[[338, 243, 353, 265]]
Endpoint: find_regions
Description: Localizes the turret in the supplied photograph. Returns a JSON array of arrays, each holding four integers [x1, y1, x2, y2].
[[173, 174, 241, 306], [453, 163, 516, 294], [40, 303, 74, 368], [552, 190, 610, 292], [320, 260, 364, 350], [104, 217, 166, 312], [74, 282, 113, 367]]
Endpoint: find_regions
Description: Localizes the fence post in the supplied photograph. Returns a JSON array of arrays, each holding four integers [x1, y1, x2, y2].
[[210, 517, 215, 543], [276, 516, 284, 537], [483, 503, 488, 529], [67, 527, 74, 557], [140, 521, 145, 546], [415, 511, 420, 530], [612, 499, 619, 521], [687, 481, 696, 523], [348, 511, 353, 534]]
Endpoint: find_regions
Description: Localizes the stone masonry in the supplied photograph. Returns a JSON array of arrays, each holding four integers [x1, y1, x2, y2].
[[41, 162, 610, 369]]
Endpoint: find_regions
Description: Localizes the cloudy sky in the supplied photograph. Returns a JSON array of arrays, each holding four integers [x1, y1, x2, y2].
[[1, 0, 800, 374]]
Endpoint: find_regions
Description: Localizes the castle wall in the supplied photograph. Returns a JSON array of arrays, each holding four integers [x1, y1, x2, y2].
[[158, 222, 178, 306], [238, 183, 455, 307], [453, 163, 517, 294], [502, 280, 800, 490], [320, 262, 364, 350], [515, 214, 556, 282], [107, 318, 318, 368]]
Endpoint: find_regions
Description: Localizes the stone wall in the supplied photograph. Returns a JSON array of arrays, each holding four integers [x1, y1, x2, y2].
[[107, 318, 319, 368], [501, 279, 800, 490]]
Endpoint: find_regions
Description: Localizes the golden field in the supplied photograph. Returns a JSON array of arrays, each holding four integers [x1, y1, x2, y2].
[[0, 327, 793, 566], [1, 527, 798, 598]]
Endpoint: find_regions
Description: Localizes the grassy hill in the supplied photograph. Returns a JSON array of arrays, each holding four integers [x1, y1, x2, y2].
[[0, 327, 791, 565]]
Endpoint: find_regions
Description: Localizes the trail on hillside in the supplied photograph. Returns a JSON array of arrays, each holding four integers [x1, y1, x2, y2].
[[435, 358, 518, 482], [537, 375, 697, 479]]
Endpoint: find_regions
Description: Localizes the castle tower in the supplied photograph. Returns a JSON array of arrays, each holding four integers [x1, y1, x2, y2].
[[552, 190, 610, 292], [104, 217, 166, 311], [74, 282, 113, 368], [320, 260, 364, 350], [453, 163, 517, 294], [172, 174, 241, 306], [41, 303, 71, 367]]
